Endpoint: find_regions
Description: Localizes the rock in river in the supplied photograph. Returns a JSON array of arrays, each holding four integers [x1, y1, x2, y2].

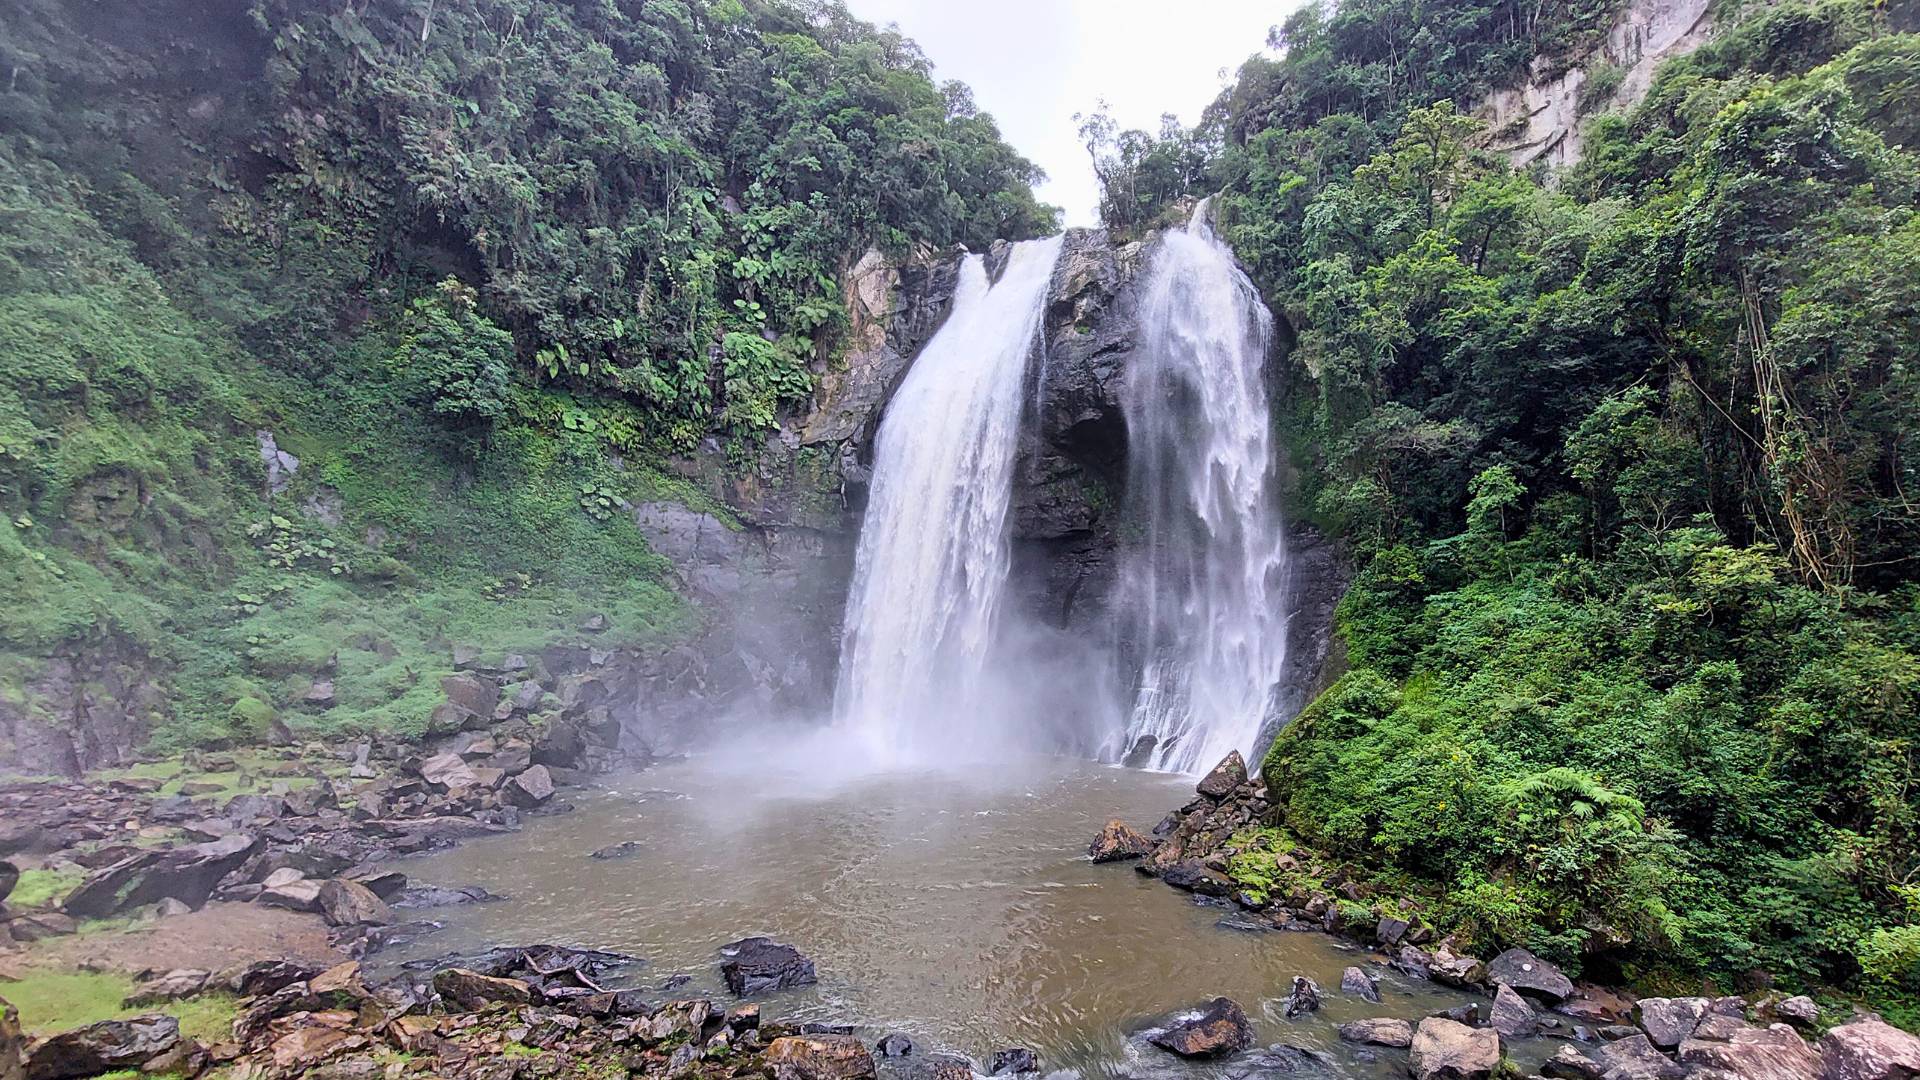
[[317, 878, 393, 928], [1342, 966, 1382, 1003], [765, 1034, 877, 1080], [1148, 997, 1255, 1059], [989, 1048, 1039, 1075], [1284, 976, 1321, 1019], [720, 937, 818, 995], [1409, 1017, 1500, 1080], [1341, 1019, 1415, 1048], [1088, 820, 1153, 862], [1491, 983, 1537, 1038]]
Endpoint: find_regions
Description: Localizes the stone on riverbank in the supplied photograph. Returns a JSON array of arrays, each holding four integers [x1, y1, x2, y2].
[[989, 1047, 1039, 1074], [503, 765, 555, 808], [1679, 1023, 1819, 1080], [318, 878, 393, 927], [1409, 1017, 1500, 1080], [1148, 997, 1255, 1059], [1196, 752, 1248, 798], [63, 833, 258, 918], [720, 937, 818, 995], [21, 1016, 180, 1080], [765, 1034, 878, 1080], [1817, 1019, 1920, 1080], [1638, 996, 1712, 1049], [1088, 820, 1153, 862], [1487, 947, 1574, 1002], [432, 968, 533, 1009]]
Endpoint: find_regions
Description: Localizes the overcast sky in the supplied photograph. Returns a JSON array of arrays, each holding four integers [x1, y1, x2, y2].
[[840, 0, 1287, 227]]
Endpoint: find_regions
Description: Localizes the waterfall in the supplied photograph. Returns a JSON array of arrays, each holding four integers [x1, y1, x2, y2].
[[833, 236, 1065, 767], [1114, 201, 1291, 775]]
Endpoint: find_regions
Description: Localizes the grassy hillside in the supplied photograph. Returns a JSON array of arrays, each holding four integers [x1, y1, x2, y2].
[[0, 0, 1051, 760], [1090, 0, 1920, 1021]]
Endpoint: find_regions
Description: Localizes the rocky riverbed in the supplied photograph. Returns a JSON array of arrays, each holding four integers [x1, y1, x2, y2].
[[3, 740, 1918, 1080]]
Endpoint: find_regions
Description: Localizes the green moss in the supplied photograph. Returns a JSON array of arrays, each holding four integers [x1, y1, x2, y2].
[[2, 969, 238, 1043], [8, 869, 85, 909]]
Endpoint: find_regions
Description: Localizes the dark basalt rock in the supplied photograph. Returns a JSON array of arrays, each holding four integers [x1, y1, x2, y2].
[[1283, 976, 1321, 1019], [1159, 859, 1234, 897], [1148, 998, 1256, 1059], [719, 937, 818, 996], [432, 968, 532, 1010], [589, 841, 644, 861], [63, 832, 259, 918], [0, 861, 15, 904], [988, 1047, 1039, 1074], [875, 1033, 914, 1058], [391, 884, 506, 908], [22, 1015, 180, 1080]]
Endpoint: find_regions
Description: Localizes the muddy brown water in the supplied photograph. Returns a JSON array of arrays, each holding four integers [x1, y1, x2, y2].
[[383, 755, 1541, 1078]]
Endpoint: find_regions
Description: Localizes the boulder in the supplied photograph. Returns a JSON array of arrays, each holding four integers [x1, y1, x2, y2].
[[63, 833, 258, 918], [431, 968, 532, 1010], [1638, 997, 1712, 1049], [989, 1048, 1039, 1074], [764, 1035, 878, 1080], [317, 879, 393, 927], [1491, 983, 1537, 1038], [1816, 1020, 1920, 1080], [1343, 966, 1382, 1003], [1679, 1023, 1819, 1080], [1594, 1034, 1686, 1080], [1543, 1045, 1603, 1080], [1488, 947, 1575, 1002], [122, 970, 210, 1007], [1088, 820, 1154, 863], [1284, 976, 1321, 1019], [719, 937, 818, 995], [416, 752, 479, 791], [502, 765, 555, 809], [21, 1016, 179, 1080], [441, 673, 498, 717], [1409, 1017, 1501, 1080], [256, 878, 323, 913], [876, 1033, 914, 1058], [1379, 916, 1411, 945], [1774, 997, 1819, 1029], [227, 959, 320, 997], [0, 862, 16, 904], [1160, 860, 1234, 896], [1428, 949, 1488, 990], [1341, 1019, 1416, 1048], [1196, 752, 1248, 798], [1147, 997, 1255, 1059]]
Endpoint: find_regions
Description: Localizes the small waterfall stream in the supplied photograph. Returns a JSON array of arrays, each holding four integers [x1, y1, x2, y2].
[[832, 236, 1064, 767], [1114, 202, 1291, 775]]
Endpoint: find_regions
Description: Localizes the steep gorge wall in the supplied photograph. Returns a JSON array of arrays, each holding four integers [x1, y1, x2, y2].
[[1479, 0, 1713, 168], [658, 228, 1349, 751]]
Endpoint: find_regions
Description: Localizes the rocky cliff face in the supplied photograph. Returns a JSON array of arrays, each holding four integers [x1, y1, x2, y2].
[[652, 227, 1349, 753], [1479, 0, 1713, 168]]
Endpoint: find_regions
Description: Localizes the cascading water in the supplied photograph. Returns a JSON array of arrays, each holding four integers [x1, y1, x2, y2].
[[1113, 201, 1291, 775], [832, 236, 1064, 768]]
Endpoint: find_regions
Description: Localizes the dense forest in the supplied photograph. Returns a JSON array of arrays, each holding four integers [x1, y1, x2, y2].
[[1084, 0, 1920, 1026], [0, 0, 1052, 750]]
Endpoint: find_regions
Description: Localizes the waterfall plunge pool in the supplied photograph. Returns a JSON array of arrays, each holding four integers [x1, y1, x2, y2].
[[374, 755, 1535, 1079]]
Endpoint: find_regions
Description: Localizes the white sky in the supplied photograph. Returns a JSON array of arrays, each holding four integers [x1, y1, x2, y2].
[[841, 0, 1288, 227]]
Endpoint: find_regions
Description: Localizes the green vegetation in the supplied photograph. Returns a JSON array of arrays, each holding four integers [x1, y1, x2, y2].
[[0, 0, 1050, 754], [8, 868, 83, 909], [1097, 0, 1920, 1021], [3, 969, 238, 1042]]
